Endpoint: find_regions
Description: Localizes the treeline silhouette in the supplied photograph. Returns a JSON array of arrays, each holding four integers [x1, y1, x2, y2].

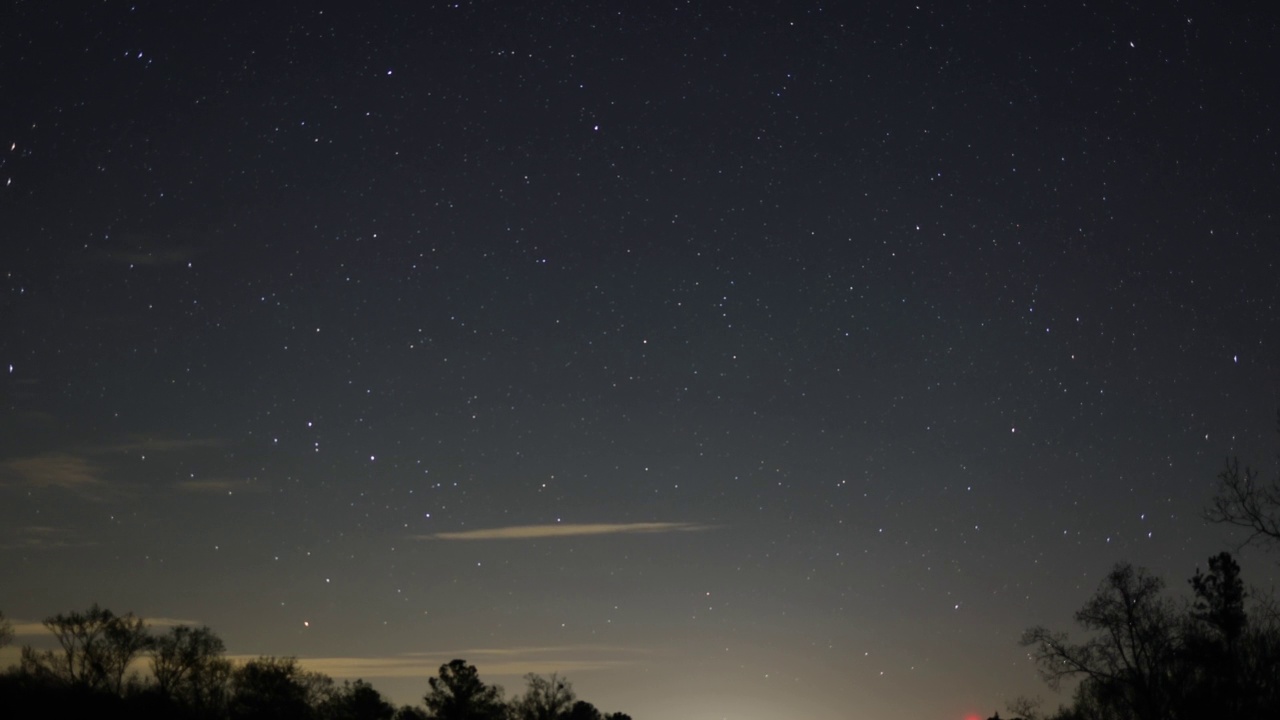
[[995, 426, 1280, 720], [8, 422, 1280, 720], [1002, 551, 1280, 720], [0, 612, 630, 720]]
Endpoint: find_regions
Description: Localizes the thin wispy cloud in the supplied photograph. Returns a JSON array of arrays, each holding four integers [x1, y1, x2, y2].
[[447, 645, 643, 675], [0, 525, 93, 551], [232, 645, 643, 680], [1, 454, 102, 490], [416, 522, 713, 541], [12, 622, 51, 637], [438, 658, 630, 676], [11, 616, 198, 637], [272, 656, 446, 679], [1, 436, 230, 499], [145, 617, 204, 628]]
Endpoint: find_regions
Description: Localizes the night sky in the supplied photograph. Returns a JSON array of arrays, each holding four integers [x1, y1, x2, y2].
[[3, 2, 1279, 718]]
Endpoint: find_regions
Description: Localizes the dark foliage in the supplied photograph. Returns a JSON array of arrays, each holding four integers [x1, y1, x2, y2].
[[228, 656, 315, 720], [320, 679, 397, 720], [394, 704, 431, 720], [422, 659, 508, 720], [1022, 553, 1280, 720], [19, 603, 151, 695], [564, 700, 603, 720], [153, 624, 232, 717], [0, 614, 630, 720]]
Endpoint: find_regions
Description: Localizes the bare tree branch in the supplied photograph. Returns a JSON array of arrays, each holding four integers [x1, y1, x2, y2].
[[1204, 412, 1280, 551]]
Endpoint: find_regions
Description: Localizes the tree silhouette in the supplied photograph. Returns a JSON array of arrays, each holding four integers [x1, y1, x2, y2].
[[563, 700, 603, 720], [1020, 554, 1280, 720], [393, 705, 431, 720], [152, 624, 232, 713], [1, 609, 631, 720], [511, 673, 574, 720], [1190, 551, 1248, 645], [1204, 411, 1280, 550], [423, 659, 507, 720], [1021, 564, 1181, 720], [320, 679, 396, 720], [229, 656, 315, 720], [19, 603, 152, 694]]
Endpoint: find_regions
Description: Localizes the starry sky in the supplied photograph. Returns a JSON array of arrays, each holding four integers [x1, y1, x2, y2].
[[2, 2, 1279, 718]]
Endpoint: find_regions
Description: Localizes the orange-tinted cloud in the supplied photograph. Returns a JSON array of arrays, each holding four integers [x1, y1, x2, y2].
[[229, 645, 642, 679]]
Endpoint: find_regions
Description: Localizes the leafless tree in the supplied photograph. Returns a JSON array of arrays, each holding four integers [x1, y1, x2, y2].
[[20, 603, 151, 694], [1021, 564, 1183, 720], [511, 673, 575, 720], [1204, 453, 1280, 551], [152, 624, 232, 712]]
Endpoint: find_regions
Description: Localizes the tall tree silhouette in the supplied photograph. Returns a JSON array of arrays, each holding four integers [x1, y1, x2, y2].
[[1190, 552, 1247, 645], [1021, 554, 1280, 720], [1021, 564, 1181, 720], [423, 659, 507, 720], [152, 624, 232, 717], [19, 603, 151, 694]]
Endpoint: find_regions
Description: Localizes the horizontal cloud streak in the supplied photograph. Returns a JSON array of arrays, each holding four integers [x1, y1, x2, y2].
[[1, 454, 101, 490], [256, 655, 447, 680], [146, 617, 204, 628], [0, 525, 92, 550], [230, 645, 642, 680], [417, 522, 712, 541], [1, 436, 227, 498], [12, 616, 195, 637], [13, 622, 50, 637]]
